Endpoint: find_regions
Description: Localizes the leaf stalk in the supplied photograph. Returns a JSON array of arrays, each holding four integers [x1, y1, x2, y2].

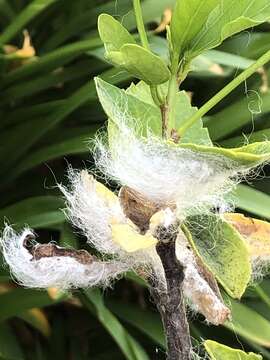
[[178, 49, 270, 136]]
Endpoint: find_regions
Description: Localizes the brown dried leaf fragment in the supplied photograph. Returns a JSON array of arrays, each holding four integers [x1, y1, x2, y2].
[[119, 186, 160, 232], [178, 231, 230, 325], [195, 255, 222, 300], [192, 255, 231, 325], [23, 235, 96, 265], [170, 128, 180, 143]]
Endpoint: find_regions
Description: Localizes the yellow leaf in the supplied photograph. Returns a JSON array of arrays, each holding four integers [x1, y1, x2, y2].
[[224, 213, 270, 257], [25, 308, 51, 337], [95, 181, 118, 203], [15, 30, 35, 58], [204, 340, 262, 359], [81, 170, 118, 205], [149, 210, 165, 227], [4, 30, 35, 59], [111, 223, 157, 252], [154, 8, 172, 33], [47, 287, 62, 300]]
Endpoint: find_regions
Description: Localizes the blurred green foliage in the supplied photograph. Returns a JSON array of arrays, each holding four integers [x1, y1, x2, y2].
[[0, 1, 270, 359]]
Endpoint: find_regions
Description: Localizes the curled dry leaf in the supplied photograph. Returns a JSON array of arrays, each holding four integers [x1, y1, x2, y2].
[[111, 223, 157, 252], [24, 233, 96, 265], [176, 233, 230, 325], [119, 186, 161, 232]]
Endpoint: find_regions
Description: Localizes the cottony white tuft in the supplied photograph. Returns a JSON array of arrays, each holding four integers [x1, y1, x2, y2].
[[60, 169, 126, 255], [95, 127, 239, 218], [1, 226, 129, 290], [176, 233, 230, 325]]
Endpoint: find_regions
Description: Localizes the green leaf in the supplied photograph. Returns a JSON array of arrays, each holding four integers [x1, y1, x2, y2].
[[220, 31, 270, 59], [224, 296, 270, 347], [0, 196, 65, 230], [0, 0, 58, 45], [0, 59, 99, 104], [234, 184, 270, 220], [18, 309, 50, 337], [0, 322, 24, 360], [80, 289, 149, 360], [0, 68, 129, 174], [205, 50, 254, 70], [98, 14, 170, 85], [220, 129, 270, 148], [171, 0, 270, 61], [126, 80, 159, 105], [174, 91, 212, 145], [204, 340, 262, 359], [126, 80, 212, 145], [0, 288, 67, 322], [7, 128, 97, 181], [95, 77, 162, 136], [98, 13, 136, 52], [107, 299, 165, 347], [177, 141, 270, 167], [2, 38, 102, 86], [206, 91, 270, 141], [113, 44, 170, 85], [59, 222, 79, 249], [171, 0, 218, 56], [183, 214, 251, 298], [0, 1, 15, 22]]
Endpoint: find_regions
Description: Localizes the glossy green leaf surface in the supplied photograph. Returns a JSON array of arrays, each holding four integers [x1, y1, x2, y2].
[[184, 214, 251, 298], [174, 91, 212, 145], [206, 90, 270, 141], [95, 77, 162, 136], [115, 44, 170, 85], [98, 14, 136, 53], [225, 296, 270, 347], [98, 14, 170, 84], [0, 196, 65, 229], [177, 141, 270, 167], [171, 0, 270, 61], [127, 80, 212, 145], [107, 299, 165, 347], [234, 185, 270, 220], [205, 340, 262, 359], [81, 289, 150, 360]]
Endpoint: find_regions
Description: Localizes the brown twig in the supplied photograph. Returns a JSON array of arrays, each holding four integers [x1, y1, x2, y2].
[[156, 239, 192, 360], [149, 221, 192, 360], [160, 103, 169, 138]]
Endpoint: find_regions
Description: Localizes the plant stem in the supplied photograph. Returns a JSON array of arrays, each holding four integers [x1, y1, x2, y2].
[[155, 239, 192, 360], [178, 49, 270, 136], [150, 85, 162, 106], [166, 51, 179, 138], [133, 0, 165, 117], [133, 0, 150, 50]]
